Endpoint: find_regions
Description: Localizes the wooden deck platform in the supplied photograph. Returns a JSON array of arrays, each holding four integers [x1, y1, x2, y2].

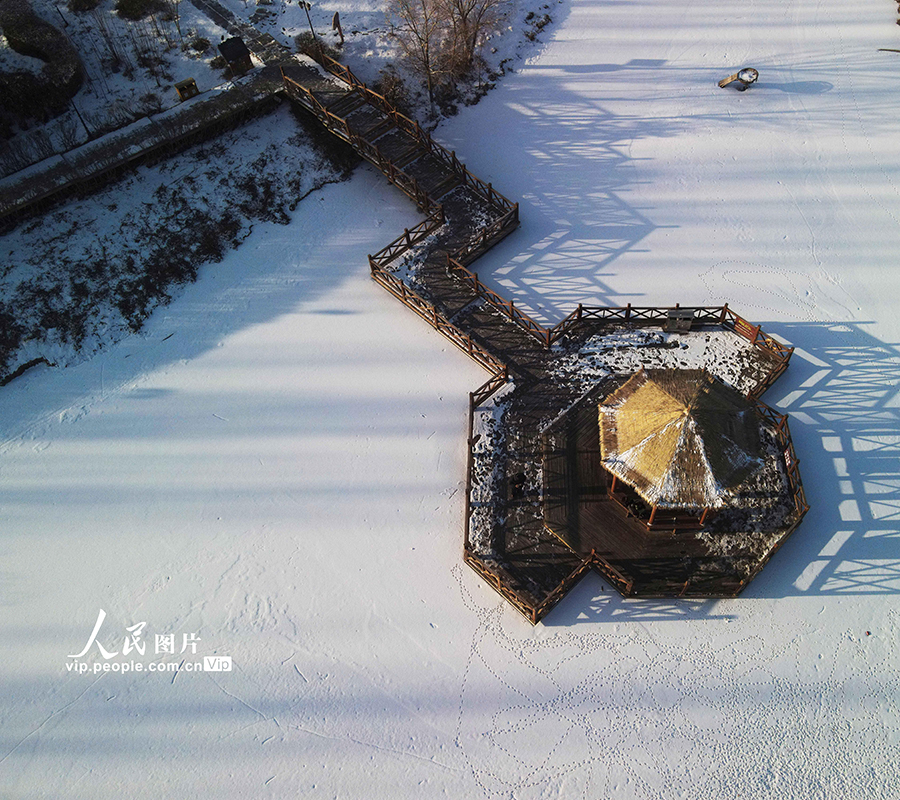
[[541, 382, 750, 595], [241, 50, 809, 620], [0, 0, 807, 622]]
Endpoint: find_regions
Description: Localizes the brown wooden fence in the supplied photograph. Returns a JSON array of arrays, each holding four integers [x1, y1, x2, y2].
[[547, 303, 728, 344], [312, 54, 519, 214], [282, 71, 441, 214], [416, 291, 794, 402], [463, 552, 546, 623], [529, 556, 596, 621], [284, 54, 807, 617], [368, 207, 446, 271], [754, 400, 810, 518], [462, 548, 640, 623], [728, 400, 811, 595], [447, 254, 551, 347], [370, 263, 505, 374], [470, 369, 510, 408], [544, 302, 794, 399], [451, 206, 520, 267], [464, 370, 511, 555]]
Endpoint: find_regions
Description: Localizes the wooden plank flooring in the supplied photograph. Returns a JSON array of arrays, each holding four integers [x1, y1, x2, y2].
[[274, 51, 803, 616], [1, 0, 802, 622]]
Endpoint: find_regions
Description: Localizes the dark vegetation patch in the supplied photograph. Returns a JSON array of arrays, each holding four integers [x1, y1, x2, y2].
[[114, 0, 164, 21], [190, 36, 211, 54], [0, 107, 357, 382], [293, 31, 342, 64], [0, 2, 84, 137]]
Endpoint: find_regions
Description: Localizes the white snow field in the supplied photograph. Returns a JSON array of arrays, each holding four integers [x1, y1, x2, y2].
[[3, 0, 900, 797]]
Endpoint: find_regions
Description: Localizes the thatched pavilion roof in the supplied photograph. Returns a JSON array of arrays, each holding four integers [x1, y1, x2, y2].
[[598, 369, 762, 510]]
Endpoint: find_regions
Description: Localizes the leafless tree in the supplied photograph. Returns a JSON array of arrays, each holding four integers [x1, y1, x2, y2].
[[0, 139, 32, 178], [162, 0, 183, 46], [441, 0, 508, 76], [389, 0, 508, 105], [92, 7, 132, 73], [389, 0, 445, 105], [29, 129, 56, 161]]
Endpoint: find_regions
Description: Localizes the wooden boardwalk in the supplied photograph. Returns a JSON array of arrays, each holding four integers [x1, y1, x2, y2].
[[281, 55, 809, 620], [0, 0, 808, 622]]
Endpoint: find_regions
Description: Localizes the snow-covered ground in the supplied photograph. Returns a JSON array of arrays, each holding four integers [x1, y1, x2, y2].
[[3, 0, 900, 797], [1, 103, 348, 374], [217, 0, 562, 93], [0, 0, 230, 174]]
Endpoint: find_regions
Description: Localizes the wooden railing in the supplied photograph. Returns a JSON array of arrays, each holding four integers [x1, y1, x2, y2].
[[452, 206, 520, 266], [370, 262, 505, 375], [447, 254, 551, 347], [368, 207, 446, 270], [282, 71, 439, 214], [720, 304, 794, 358], [462, 548, 638, 623], [313, 54, 518, 214], [531, 556, 595, 620], [545, 303, 793, 398], [588, 552, 635, 598], [463, 552, 545, 623], [728, 400, 810, 595], [284, 54, 806, 614], [470, 369, 509, 408], [754, 400, 810, 517], [719, 304, 794, 398], [464, 370, 511, 553], [547, 303, 726, 344]]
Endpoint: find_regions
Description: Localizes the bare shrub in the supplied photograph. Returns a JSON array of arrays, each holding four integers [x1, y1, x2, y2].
[[92, 8, 133, 72], [115, 0, 165, 21], [56, 112, 84, 150], [29, 128, 55, 161], [372, 65, 412, 116], [293, 31, 341, 63], [139, 91, 162, 115], [85, 100, 137, 136], [0, 138, 34, 178]]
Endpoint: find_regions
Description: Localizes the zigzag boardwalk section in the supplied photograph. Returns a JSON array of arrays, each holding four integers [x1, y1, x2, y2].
[[280, 57, 534, 372], [0, 0, 806, 620], [179, 4, 808, 619], [280, 56, 808, 623], [279, 57, 595, 613]]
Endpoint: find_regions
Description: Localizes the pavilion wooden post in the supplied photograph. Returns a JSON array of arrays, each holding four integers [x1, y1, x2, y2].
[[648, 505, 658, 526], [699, 507, 710, 526]]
